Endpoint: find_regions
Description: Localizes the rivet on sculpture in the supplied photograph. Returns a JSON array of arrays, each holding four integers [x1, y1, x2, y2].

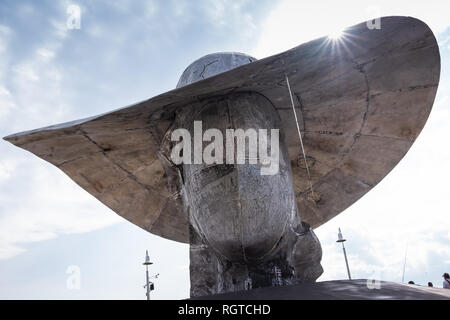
[[3, 17, 440, 298]]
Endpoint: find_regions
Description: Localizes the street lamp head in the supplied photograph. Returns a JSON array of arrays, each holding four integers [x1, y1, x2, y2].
[[143, 250, 153, 265], [336, 227, 346, 243]]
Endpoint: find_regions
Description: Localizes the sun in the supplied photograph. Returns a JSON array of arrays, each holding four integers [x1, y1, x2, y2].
[[328, 29, 343, 40]]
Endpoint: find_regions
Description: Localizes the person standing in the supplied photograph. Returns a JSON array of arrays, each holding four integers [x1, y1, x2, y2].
[[443, 273, 450, 289]]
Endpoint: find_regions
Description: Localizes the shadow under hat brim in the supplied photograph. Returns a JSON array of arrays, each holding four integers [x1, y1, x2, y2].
[[4, 16, 441, 243]]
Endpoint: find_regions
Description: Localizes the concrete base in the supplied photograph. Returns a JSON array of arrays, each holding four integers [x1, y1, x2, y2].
[[192, 279, 450, 300]]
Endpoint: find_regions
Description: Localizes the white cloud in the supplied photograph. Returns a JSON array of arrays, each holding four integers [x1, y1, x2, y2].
[[36, 48, 55, 60], [0, 86, 15, 118], [86, 24, 104, 38], [0, 25, 11, 54], [0, 25, 11, 36], [172, 0, 188, 19], [0, 30, 13, 118], [438, 35, 450, 46], [0, 159, 122, 260], [204, 0, 227, 25], [0, 243, 26, 260], [49, 19, 69, 40], [106, 0, 133, 13], [0, 3, 125, 261], [13, 64, 40, 82], [8, 49, 69, 131], [0, 25, 12, 84], [0, 71, 119, 261], [0, 158, 15, 181], [145, 0, 158, 18], [201, 0, 257, 41], [17, 3, 34, 18]]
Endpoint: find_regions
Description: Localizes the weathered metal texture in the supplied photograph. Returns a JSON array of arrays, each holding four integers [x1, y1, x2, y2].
[[172, 91, 323, 296], [180, 92, 294, 262], [176, 52, 257, 88], [3, 17, 441, 243], [189, 219, 323, 297]]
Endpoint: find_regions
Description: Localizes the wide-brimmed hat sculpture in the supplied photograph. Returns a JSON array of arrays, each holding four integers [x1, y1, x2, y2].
[[4, 16, 440, 297]]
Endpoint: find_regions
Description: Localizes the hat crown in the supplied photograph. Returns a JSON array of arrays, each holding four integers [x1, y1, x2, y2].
[[176, 52, 257, 88]]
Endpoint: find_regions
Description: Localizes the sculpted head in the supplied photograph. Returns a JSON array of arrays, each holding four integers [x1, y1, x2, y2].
[[171, 53, 299, 262]]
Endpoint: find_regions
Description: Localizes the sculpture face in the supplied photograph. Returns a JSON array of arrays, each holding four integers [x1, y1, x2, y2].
[[181, 92, 299, 262]]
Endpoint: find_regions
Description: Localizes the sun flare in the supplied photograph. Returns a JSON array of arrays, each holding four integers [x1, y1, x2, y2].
[[328, 29, 343, 39]]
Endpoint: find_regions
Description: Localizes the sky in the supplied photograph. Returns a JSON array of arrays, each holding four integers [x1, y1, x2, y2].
[[0, 0, 449, 299]]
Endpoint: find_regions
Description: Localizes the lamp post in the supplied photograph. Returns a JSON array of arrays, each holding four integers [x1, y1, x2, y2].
[[143, 250, 153, 300], [336, 228, 351, 280]]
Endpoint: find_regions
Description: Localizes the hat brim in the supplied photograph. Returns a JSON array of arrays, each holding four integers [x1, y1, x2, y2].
[[4, 16, 440, 243]]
